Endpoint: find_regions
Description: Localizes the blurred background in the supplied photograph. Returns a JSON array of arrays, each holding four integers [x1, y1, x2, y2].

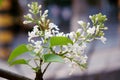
[[0, 0, 120, 80]]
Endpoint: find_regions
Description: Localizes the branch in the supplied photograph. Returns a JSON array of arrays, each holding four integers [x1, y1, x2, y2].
[[35, 59, 43, 80], [0, 68, 32, 80], [43, 63, 51, 75]]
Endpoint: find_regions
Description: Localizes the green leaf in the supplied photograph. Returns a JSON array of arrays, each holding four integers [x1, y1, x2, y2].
[[8, 44, 29, 63], [10, 59, 28, 66], [50, 36, 73, 47], [43, 54, 64, 63]]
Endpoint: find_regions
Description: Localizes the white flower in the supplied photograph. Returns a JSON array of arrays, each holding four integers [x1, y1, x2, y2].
[[68, 32, 76, 42], [77, 21, 84, 25], [86, 22, 90, 28], [33, 41, 43, 53], [28, 31, 39, 42], [76, 29, 82, 34], [42, 10, 48, 18], [77, 20, 86, 28], [52, 46, 61, 54], [40, 9, 49, 22], [33, 25, 39, 32], [30, 39, 35, 43], [44, 30, 52, 39], [89, 15, 92, 19], [28, 25, 40, 42], [27, 4, 31, 7], [99, 36, 107, 44], [81, 43, 87, 50], [72, 43, 80, 53], [51, 29, 59, 35], [67, 43, 82, 54], [87, 26, 95, 35], [49, 23, 59, 30], [62, 45, 68, 53], [80, 55, 88, 64], [38, 5, 42, 9], [26, 25, 42, 42], [34, 41, 42, 46], [27, 13, 33, 19], [84, 54, 88, 58], [39, 10, 42, 16], [44, 10, 48, 15], [56, 32, 65, 36], [64, 58, 70, 63], [23, 20, 32, 24], [104, 27, 108, 30]]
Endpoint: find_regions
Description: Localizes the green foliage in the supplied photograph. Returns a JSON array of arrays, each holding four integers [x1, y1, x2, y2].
[[43, 54, 64, 63], [50, 36, 73, 47], [8, 44, 29, 64], [89, 13, 108, 37], [90, 13, 107, 25], [29, 2, 40, 14], [9, 59, 29, 66]]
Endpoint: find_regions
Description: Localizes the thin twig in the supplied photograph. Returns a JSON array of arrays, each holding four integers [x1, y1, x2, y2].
[[43, 63, 51, 75], [34, 59, 39, 67]]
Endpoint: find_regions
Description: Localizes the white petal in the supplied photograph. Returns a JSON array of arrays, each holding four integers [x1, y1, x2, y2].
[[100, 36, 107, 44]]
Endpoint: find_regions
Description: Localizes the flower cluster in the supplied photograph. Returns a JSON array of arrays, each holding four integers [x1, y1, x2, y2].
[[23, 2, 107, 74]]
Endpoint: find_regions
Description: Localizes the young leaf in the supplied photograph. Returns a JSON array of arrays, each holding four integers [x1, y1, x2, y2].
[[43, 54, 64, 63], [10, 59, 29, 66], [8, 44, 29, 63], [50, 36, 73, 47]]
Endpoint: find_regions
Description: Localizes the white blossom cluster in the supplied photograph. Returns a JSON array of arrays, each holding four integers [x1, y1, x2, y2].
[[24, 2, 107, 74]]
